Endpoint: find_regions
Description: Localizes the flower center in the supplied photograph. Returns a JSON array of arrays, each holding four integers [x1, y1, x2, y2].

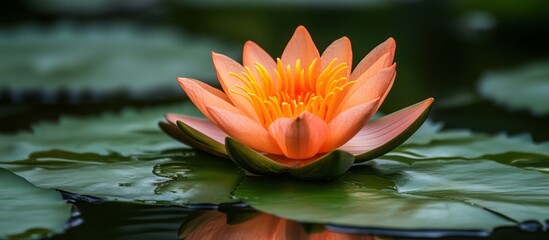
[[230, 58, 356, 127]]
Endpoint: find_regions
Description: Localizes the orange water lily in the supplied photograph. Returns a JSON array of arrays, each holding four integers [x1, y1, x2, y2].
[[160, 26, 433, 179]]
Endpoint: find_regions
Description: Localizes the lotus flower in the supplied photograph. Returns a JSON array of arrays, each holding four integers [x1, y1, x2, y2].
[[160, 26, 433, 179]]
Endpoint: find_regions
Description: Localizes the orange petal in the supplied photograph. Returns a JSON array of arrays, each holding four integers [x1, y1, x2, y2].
[[321, 37, 352, 79], [340, 98, 434, 157], [350, 37, 396, 81], [165, 113, 227, 144], [281, 26, 320, 72], [178, 78, 241, 125], [206, 106, 282, 155], [212, 52, 260, 122], [339, 64, 396, 113], [243, 41, 277, 81], [268, 111, 328, 159], [192, 79, 231, 102], [320, 98, 379, 152]]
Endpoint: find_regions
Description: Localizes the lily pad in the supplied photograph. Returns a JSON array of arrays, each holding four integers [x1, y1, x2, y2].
[[0, 23, 236, 102], [2, 149, 243, 205], [392, 133, 549, 160], [403, 120, 476, 145], [360, 159, 549, 224], [478, 61, 549, 115], [0, 103, 243, 205], [0, 168, 72, 239], [235, 158, 549, 233], [0, 103, 200, 162]]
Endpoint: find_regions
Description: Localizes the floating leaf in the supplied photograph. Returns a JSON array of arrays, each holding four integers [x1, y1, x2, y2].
[[0, 103, 200, 162], [235, 158, 549, 233], [402, 120, 476, 145], [360, 159, 549, 224], [392, 133, 549, 160], [0, 103, 243, 205], [478, 61, 549, 115], [0, 23, 236, 102], [2, 149, 243, 205], [0, 168, 71, 239]]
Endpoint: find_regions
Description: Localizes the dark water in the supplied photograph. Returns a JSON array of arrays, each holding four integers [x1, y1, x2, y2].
[[50, 195, 549, 240]]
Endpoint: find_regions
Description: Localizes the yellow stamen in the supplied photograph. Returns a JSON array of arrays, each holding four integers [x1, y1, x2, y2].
[[230, 58, 356, 127]]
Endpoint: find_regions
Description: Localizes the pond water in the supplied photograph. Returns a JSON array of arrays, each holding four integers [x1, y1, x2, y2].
[[50, 196, 549, 240], [2, 1, 549, 239]]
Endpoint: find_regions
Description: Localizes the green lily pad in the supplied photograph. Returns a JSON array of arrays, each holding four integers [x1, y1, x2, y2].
[[0, 23, 236, 101], [389, 119, 549, 164], [392, 133, 549, 160], [360, 159, 549, 224], [2, 149, 243, 205], [0, 103, 200, 162], [0, 168, 71, 239], [478, 61, 549, 115], [0, 103, 243, 205], [403, 120, 476, 145], [235, 158, 549, 231]]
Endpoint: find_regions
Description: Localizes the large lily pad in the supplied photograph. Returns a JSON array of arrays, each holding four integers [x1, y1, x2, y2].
[[0, 23, 236, 102], [402, 120, 476, 145], [391, 119, 549, 164], [0, 168, 72, 239], [0, 103, 243, 205], [2, 149, 243, 205], [235, 159, 549, 233], [392, 133, 549, 160], [478, 61, 549, 115], [357, 159, 549, 224], [0, 103, 200, 162]]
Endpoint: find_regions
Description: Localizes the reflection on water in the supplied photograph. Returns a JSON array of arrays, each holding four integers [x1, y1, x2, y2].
[[51, 198, 549, 240], [54, 199, 382, 240], [180, 206, 381, 240]]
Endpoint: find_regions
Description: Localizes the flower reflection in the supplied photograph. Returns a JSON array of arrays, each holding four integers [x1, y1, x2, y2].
[[180, 209, 385, 240]]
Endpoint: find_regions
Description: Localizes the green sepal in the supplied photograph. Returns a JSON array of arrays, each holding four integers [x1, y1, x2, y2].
[[225, 138, 356, 179], [224, 137, 288, 175], [288, 150, 355, 180], [165, 120, 227, 157]]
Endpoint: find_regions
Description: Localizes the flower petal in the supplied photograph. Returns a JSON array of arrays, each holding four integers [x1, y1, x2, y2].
[[212, 52, 260, 121], [165, 113, 227, 143], [178, 77, 241, 124], [268, 111, 328, 159], [207, 106, 282, 155], [350, 37, 396, 81], [243, 41, 277, 81], [281, 26, 320, 72], [339, 64, 396, 113], [321, 37, 352, 79], [340, 98, 434, 162], [193, 79, 231, 102], [320, 98, 379, 152], [225, 138, 354, 179]]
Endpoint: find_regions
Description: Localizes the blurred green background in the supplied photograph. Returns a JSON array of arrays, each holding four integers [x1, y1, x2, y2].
[[1, 0, 548, 140]]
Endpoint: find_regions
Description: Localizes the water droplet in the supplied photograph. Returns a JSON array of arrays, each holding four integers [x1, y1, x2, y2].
[[519, 220, 542, 232]]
